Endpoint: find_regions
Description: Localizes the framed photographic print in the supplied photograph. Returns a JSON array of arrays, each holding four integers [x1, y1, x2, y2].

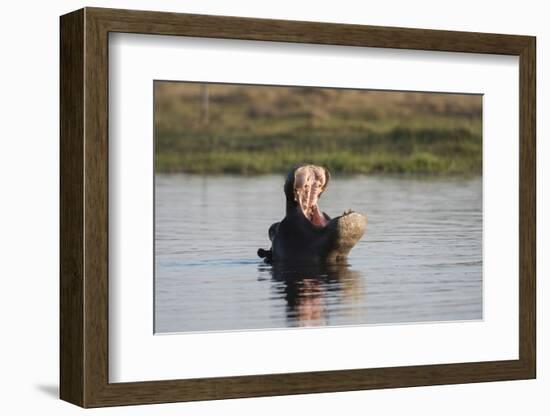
[[60, 7, 536, 408]]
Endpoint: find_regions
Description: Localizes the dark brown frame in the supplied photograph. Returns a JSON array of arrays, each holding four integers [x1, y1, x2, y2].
[[60, 7, 536, 408]]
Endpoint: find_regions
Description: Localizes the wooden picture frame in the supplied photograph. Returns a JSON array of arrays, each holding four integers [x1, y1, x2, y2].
[[60, 7, 536, 408]]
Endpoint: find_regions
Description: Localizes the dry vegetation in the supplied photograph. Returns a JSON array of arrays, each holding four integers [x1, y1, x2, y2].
[[154, 82, 482, 175]]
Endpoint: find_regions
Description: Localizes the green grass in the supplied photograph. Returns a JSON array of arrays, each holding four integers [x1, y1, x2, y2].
[[154, 83, 482, 175]]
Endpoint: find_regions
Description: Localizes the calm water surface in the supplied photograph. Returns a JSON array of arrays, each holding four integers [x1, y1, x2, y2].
[[155, 174, 482, 333]]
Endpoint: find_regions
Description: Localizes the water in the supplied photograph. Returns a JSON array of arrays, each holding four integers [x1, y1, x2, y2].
[[155, 174, 482, 333]]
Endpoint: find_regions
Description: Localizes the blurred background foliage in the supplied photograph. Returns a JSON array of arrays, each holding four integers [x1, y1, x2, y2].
[[154, 82, 482, 175]]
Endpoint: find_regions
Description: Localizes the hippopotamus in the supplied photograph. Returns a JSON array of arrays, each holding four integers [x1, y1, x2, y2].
[[258, 164, 367, 263]]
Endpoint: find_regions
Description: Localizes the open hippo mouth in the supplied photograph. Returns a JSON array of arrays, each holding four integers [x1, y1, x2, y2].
[[293, 165, 329, 227]]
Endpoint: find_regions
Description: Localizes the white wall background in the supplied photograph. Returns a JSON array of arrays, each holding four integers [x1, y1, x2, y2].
[[0, 0, 545, 414]]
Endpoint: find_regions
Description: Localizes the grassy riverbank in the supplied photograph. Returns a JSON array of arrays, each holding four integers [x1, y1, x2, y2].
[[154, 83, 482, 175]]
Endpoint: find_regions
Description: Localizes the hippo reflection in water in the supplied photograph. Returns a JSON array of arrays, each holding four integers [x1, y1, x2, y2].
[[267, 261, 364, 327], [258, 164, 367, 263]]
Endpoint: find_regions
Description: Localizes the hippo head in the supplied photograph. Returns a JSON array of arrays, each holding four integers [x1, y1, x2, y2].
[[260, 164, 367, 264]]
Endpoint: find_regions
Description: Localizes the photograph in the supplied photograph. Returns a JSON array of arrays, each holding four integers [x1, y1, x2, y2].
[[153, 81, 483, 333], [54, 5, 538, 409]]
